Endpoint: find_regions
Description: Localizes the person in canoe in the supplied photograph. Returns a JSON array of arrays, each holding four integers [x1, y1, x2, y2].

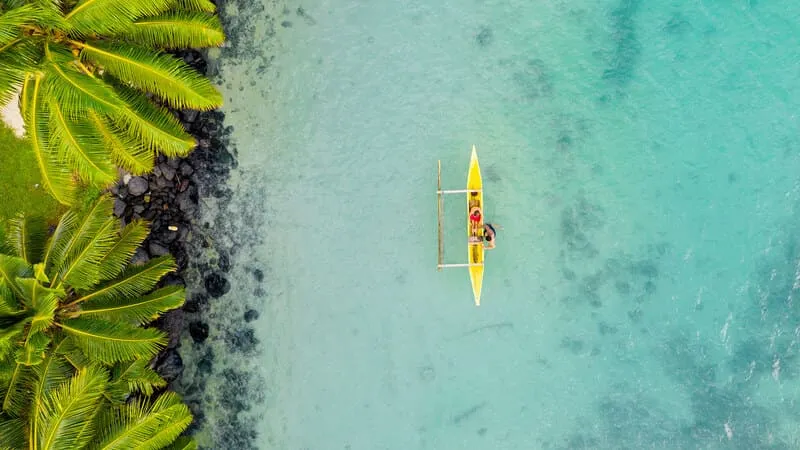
[[483, 223, 498, 249], [469, 206, 482, 241]]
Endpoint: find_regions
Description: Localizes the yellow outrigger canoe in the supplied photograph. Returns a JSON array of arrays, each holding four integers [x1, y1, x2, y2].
[[437, 145, 485, 306]]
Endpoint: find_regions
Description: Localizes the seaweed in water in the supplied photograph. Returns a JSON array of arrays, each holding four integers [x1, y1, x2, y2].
[[560, 196, 604, 259], [601, 0, 641, 88], [512, 58, 552, 102], [560, 336, 585, 354], [475, 26, 493, 47]]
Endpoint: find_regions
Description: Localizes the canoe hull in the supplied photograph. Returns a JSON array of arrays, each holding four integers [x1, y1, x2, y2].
[[467, 145, 484, 306]]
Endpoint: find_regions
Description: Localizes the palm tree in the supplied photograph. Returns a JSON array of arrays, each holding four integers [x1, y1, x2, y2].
[[0, 0, 225, 205], [0, 195, 194, 447], [0, 356, 196, 449]]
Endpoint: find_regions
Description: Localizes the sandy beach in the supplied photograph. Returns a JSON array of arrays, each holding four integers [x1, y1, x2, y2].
[[1, 88, 24, 137]]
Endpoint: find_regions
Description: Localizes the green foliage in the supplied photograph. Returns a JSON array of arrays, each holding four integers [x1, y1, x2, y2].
[[0, 195, 185, 365], [0, 0, 225, 205], [0, 195, 194, 448], [0, 122, 61, 225], [0, 356, 194, 449]]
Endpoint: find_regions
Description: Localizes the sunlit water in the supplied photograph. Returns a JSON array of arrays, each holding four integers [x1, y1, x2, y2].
[[178, 0, 800, 448]]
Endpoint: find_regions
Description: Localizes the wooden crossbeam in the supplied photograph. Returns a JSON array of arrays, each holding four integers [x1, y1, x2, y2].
[[438, 189, 482, 194]]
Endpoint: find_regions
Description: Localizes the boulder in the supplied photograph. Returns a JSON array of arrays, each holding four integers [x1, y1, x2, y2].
[[155, 349, 183, 383], [159, 162, 176, 180], [130, 248, 150, 266], [179, 162, 195, 177], [113, 198, 127, 217], [127, 177, 149, 196], [148, 242, 170, 257]]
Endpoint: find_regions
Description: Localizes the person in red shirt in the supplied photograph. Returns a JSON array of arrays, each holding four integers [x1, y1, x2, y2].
[[469, 206, 482, 241]]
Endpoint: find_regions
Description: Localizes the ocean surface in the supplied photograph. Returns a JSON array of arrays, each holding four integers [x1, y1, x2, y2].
[[179, 0, 800, 448]]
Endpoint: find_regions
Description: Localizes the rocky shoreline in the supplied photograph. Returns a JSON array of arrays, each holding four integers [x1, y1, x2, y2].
[[111, 46, 253, 447]]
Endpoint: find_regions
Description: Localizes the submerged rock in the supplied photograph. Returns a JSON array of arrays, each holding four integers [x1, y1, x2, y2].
[[189, 321, 209, 343], [204, 272, 230, 298], [244, 309, 259, 322]]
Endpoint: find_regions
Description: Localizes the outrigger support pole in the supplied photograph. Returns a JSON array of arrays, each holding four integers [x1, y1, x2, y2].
[[437, 160, 444, 271], [438, 263, 484, 268], [438, 189, 482, 194]]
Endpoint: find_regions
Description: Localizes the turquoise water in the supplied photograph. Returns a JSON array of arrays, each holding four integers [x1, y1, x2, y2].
[[183, 0, 800, 448]]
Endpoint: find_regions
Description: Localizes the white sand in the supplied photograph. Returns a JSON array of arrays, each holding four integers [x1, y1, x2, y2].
[[1, 87, 24, 137]]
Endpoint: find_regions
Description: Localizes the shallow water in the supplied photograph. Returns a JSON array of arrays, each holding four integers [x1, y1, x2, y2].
[[180, 0, 800, 448]]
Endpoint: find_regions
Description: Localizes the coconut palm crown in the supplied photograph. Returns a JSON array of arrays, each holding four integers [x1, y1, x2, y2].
[[0, 0, 225, 205], [0, 194, 185, 371], [0, 195, 194, 447]]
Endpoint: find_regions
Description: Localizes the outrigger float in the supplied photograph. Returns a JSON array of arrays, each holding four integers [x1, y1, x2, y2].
[[437, 145, 485, 306]]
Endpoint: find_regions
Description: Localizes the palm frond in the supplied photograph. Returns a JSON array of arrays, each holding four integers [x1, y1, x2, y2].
[[59, 318, 166, 363], [89, 111, 154, 174], [31, 0, 67, 15], [64, 0, 173, 35], [48, 99, 117, 185], [173, 0, 215, 12], [93, 392, 192, 450], [6, 213, 46, 264], [0, 417, 25, 448], [29, 340, 73, 448], [0, 7, 23, 47], [0, 36, 44, 70], [37, 364, 107, 450], [21, 72, 77, 206], [71, 400, 104, 450], [23, 1, 73, 32], [14, 331, 50, 366], [79, 285, 184, 325], [0, 61, 22, 108], [163, 436, 197, 450], [46, 196, 113, 288], [0, 4, 42, 47], [0, 279, 24, 313], [0, 38, 44, 106], [41, 207, 78, 278], [0, 320, 27, 361], [0, 362, 32, 416], [54, 215, 117, 290], [44, 46, 126, 115], [15, 278, 61, 334], [71, 255, 176, 306], [80, 41, 222, 110], [56, 336, 91, 370], [107, 358, 165, 403], [111, 86, 195, 156], [0, 224, 9, 255], [0, 254, 33, 299], [124, 12, 224, 49], [96, 219, 149, 283], [0, 278, 15, 312]]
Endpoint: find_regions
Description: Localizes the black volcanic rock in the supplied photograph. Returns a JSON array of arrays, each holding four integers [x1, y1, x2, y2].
[[127, 177, 149, 196], [204, 272, 230, 298], [189, 321, 209, 343], [155, 349, 184, 383]]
